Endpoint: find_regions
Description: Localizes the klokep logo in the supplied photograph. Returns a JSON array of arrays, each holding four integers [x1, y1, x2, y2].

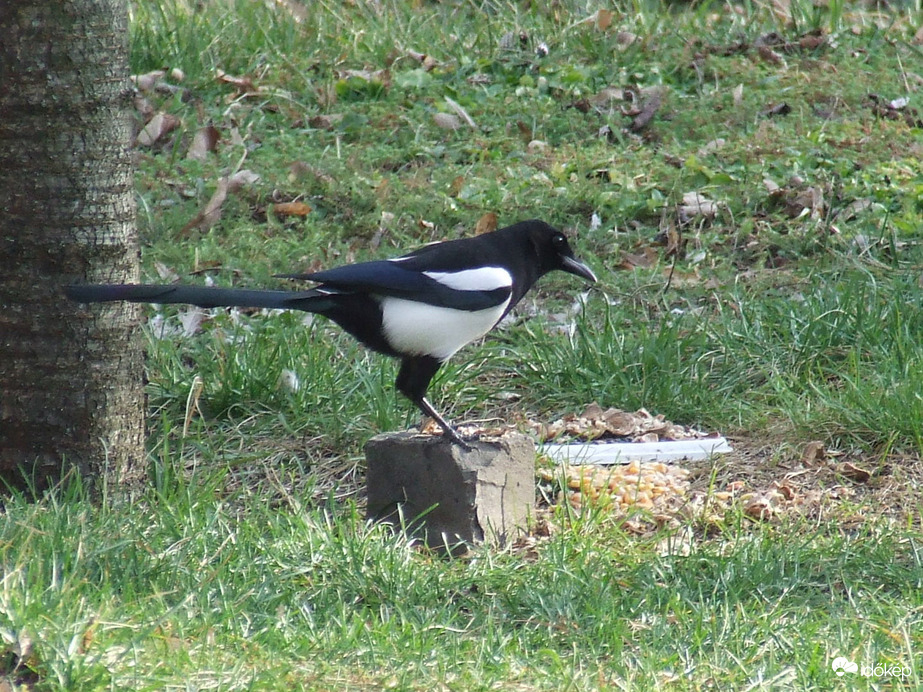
[[831, 655, 908, 681], [832, 657, 859, 676]]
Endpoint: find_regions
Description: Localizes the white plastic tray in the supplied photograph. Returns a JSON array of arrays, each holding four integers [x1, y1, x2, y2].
[[542, 437, 732, 465]]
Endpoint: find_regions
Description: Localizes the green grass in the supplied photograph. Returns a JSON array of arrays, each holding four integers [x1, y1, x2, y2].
[[6, 0, 923, 688], [1, 478, 921, 690]]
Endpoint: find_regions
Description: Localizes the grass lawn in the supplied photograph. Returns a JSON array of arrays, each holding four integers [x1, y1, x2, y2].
[[3, 0, 923, 689]]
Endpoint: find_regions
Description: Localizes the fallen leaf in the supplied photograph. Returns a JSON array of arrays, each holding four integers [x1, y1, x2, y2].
[[733, 83, 744, 107], [444, 96, 477, 130], [181, 170, 259, 235], [131, 70, 166, 92], [629, 88, 663, 132], [618, 246, 659, 270], [288, 161, 334, 185], [798, 32, 826, 51], [763, 177, 782, 196], [594, 8, 613, 30], [271, 0, 308, 23], [186, 125, 221, 160], [336, 68, 391, 89], [271, 201, 312, 217], [216, 69, 257, 94], [758, 45, 784, 65], [136, 112, 180, 147], [678, 191, 718, 221], [573, 9, 613, 31], [227, 169, 260, 191], [589, 86, 624, 109], [744, 495, 774, 520], [802, 440, 826, 464], [616, 31, 638, 48], [184, 178, 230, 233], [308, 113, 344, 130], [698, 138, 726, 156], [154, 261, 180, 282], [763, 102, 792, 117], [406, 48, 437, 71], [433, 112, 461, 130], [448, 175, 465, 197], [837, 462, 872, 482], [475, 212, 498, 235]]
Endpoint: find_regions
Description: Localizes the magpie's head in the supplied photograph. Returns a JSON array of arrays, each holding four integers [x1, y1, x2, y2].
[[523, 220, 597, 284]]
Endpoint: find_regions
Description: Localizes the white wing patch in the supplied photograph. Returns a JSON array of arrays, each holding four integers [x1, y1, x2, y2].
[[424, 266, 512, 292], [380, 295, 512, 361]]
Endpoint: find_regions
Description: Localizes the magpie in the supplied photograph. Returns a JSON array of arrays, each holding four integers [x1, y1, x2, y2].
[[65, 219, 596, 448]]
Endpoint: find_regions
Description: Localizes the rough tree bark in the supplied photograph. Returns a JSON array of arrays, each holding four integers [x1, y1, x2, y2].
[[0, 0, 146, 491]]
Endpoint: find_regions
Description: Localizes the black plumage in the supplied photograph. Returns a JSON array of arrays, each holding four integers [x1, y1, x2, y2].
[[66, 219, 596, 447]]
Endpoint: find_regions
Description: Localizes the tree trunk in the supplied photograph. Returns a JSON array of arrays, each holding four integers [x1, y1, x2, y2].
[[0, 0, 146, 491]]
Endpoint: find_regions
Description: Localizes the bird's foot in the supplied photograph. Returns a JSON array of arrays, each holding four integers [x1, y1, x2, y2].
[[440, 426, 475, 452], [416, 396, 475, 451]]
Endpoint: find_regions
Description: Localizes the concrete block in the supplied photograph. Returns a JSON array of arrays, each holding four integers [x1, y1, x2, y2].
[[365, 432, 535, 550]]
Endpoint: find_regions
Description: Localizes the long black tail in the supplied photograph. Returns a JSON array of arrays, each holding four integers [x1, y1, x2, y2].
[[64, 283, 330, 312]]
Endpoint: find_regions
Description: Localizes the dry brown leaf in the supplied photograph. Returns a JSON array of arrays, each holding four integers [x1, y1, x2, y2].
[[574, 9, 613, 31], [308, 113, 343, 130], [589, 86, 624, 109], [154, 261, 180, 282], [132, 70, 166, 92], [136, 112, 180, 147], [763, 102, 792, 117], [616, 31, 638, 48], [227, 169, 260, 191], [445, 96, 477, 130], [629, 88, 663, 131], [798, 33, 826, 50], [272, 201, 312, 218], [679, 191, 718, 222], [802, 440, 826, 464], [216, 69, 257, 94], [787, 185, 825, 219], [433, 112, 461, 131], [744, 495, 774, 520], [758, 45, 784, 65], [595, 8, 614, 30], [837, 462, 872, 483], [186, 125, 221, 160], [270, 0, 308, 23], [288, 161, 335, 185], [181, 170, 259, 235], [698, 138, 726, 156], [337, 68, 391, 87], [733, 83, 744, 107], [406, 49, 438, 71], [618, 246, 659, 270], [448, 175, 465, 197], [475, 212, 498, 235], [183, 177, 230, 234]]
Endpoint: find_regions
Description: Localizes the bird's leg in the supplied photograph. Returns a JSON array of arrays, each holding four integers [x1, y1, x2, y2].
[[396, 356, 473, 451], [417, 397, 473, 451]]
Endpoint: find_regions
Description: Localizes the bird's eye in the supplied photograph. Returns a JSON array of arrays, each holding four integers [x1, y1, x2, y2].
[[553, 233, 566, 246]]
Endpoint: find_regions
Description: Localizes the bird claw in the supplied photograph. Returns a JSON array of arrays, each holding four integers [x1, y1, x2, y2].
[[442, 429, 475, 452]]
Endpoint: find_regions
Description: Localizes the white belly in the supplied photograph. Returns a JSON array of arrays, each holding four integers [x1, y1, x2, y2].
[[380, 296, 511, 361]]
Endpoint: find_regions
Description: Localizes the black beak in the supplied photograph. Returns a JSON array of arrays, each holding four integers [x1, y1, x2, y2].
[[561, 255, 597, 284]]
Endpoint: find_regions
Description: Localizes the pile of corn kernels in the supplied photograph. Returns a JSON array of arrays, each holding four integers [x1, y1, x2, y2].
[[541, 459, 691, 513]]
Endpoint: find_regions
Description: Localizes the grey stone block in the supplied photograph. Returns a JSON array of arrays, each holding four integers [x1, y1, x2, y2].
[[365, 432, 535, 550]]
